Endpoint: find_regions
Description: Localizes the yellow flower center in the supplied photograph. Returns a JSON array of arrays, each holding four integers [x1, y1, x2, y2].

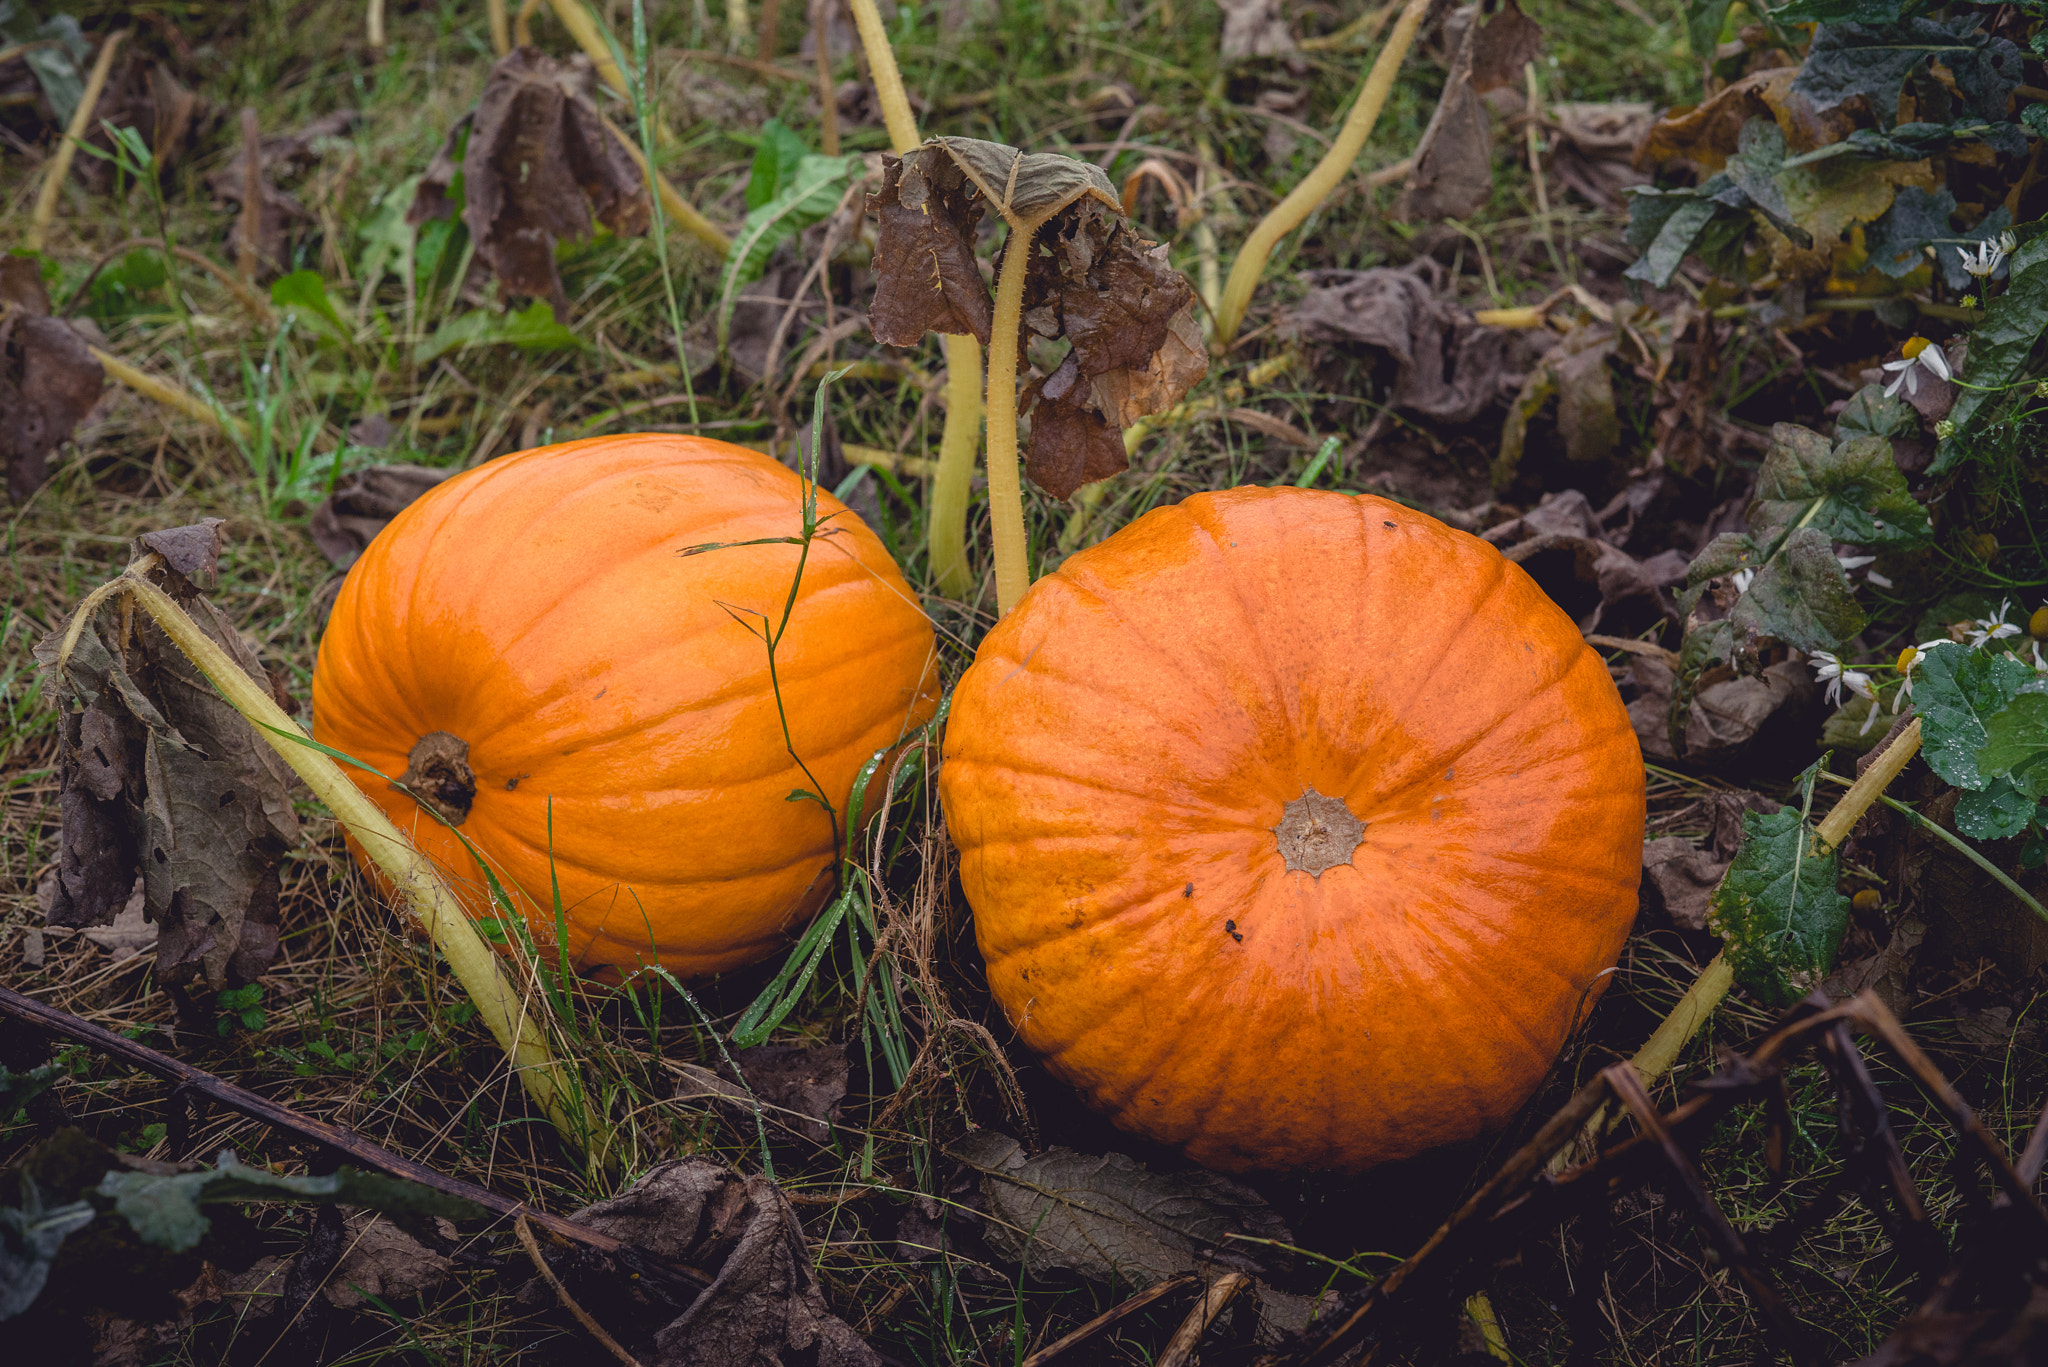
[[1902, 336, 1931, 359], [1896, 646, 1918, 672]]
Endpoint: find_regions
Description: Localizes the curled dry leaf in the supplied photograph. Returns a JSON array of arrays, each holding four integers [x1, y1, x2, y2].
[[867, 149, 994, 347], [1282, 264, 1506, 425], [1215, 0, 1297, 62], [950, 1130, 1290, 1289], [564, 1159, 879, 1367], [33, 522, 299, 996], [675, 1041, 850, 1146], [1399, 0, 1543, 221], [420, 47, 651, 316], [1, 255, 103, 500], [1639, 836, 1727, 931], [205, 108, 356, 277], [307, 464, 453, 568]]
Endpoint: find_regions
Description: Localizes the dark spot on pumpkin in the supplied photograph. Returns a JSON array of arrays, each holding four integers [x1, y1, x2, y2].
[[506, 772, 530, 790], [594, 687, 607, 700], [1183, 882, 1194, 898], [1223, 919, 1243, 943], [1383, 520, 1396, 528]]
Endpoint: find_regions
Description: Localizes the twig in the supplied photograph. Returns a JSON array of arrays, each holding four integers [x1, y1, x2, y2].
[[1019, 1273, 1200, 1367], [812, 0, 839, 155], [26, 29, 125, 253], [237, 108, 263, 283], [517, 1214, 647, 1366], [0, 983, 709, 1299], [61, 236, 275, 324], [367, 0, 386, 49], [1583, 633, 1682, 671], [1157, 1273, 1250, 1367]]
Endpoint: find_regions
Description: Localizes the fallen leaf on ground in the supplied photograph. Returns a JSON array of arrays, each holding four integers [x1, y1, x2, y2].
[[1, 256, 104, 500], [437, 47, 651, 316], [81, 884, 157, 961], [1400, 1, 1540, 221], [1216, 0, 1296, 61], [1282, 264, 1507, 425], [34, 522, 300, 995], [949, 1130, 1290, 1289], [566, 1158, 879, 1366], [1640, 836, 1726, 930], [205, 109, 356, 276], [308, 465, 453, 567], [674, 1041, 850, 1145], [1547, 102, 1654, 211]]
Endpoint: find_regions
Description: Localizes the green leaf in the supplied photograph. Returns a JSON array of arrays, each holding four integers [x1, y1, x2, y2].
[[1937, 235, 2048, 469], [414, 300, 583, 364], [1708, 799, 1852, 1008], [1730, 527, 1867, 654], [1767, 0, 1921, 23], [1865, 186, 1952, 278], [1979, 692, 2048, 799], [270, 270, 351, 343], [716, 153, 859, 356], [745, 119, 813, 211], [0, 1064, 60, 1122], [1834, 384, 1916, 441], [0, 1179, 96, 1320], [1623, 193, 1724, 289], [1749, 422, 1932, 547], [1684, 0, 1734, 58], [1794, 18, 2015, 123], [1955, 778, 2040, 840], [1912, 643, 2037, 790], [97, 1153, 486, 1254], [1722, 120, 1809, 246]]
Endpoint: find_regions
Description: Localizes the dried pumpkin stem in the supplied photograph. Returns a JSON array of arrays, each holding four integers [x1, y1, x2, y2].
[[74, 567, 590, 1155], [1211, 0, 1430, 349], [26, 29, 125, 254], [986, 226, 1037, 615], [844, 0, 989, 601]]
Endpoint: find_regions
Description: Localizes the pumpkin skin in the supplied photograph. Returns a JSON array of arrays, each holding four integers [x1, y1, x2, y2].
[[941, 487, 1643, 1174], [312, 435, 940, 978]]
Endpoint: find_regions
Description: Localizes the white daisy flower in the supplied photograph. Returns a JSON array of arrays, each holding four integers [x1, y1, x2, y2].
[[1965, 599, 2023, 648], [1882, 337, 1951, 398], [1731, 567, 1756, 594], [1811, 650, 1874, 708], [1959, 231, 2015, 280]]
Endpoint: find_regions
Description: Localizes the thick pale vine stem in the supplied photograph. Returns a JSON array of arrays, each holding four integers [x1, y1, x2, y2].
[[27, 29, 124, 253], [986, 232, 1035, 614], [88, 346, 253, 440], [929, 337, 985, 596], [1815, 718, 1922, 852], [66, 567, 588, 1152], [488, 0, 511, 53], [843, 0, 990, 601], [1211, 0, 1430, 348], [544, 0, 629, 94], [597, 112, 732, 256]]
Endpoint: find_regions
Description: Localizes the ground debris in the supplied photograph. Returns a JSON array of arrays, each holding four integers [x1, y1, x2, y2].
[[1281, 262, 1507, 425], [1, 255, 103, 500], [307, 464, 452, 567]]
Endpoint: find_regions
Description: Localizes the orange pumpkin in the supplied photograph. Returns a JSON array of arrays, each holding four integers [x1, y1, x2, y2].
[[312, 435, 940, 978], [941, 488, 1644, 1173]]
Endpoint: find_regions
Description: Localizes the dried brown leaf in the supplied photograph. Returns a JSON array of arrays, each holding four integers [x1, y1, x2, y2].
[[1024, 353, 1130, 499], [308, 465, 453, 567], [459, 47, 652, 314], [1469, 0, 1543, 93], [868, 149, 994, 347], [569, 1160, 879, 1367], [1283, 265, 1505, 424], [1216, 0, 1297, 62], [34, 530, 300, 993], [1, 291, 104, 499], [676, 1042, 850, 1146], [926, 136, 1119, 231], [1640, 836, 1726, 931], [1398, 4, 1530, 220], [1090, 305, 1206, 429]]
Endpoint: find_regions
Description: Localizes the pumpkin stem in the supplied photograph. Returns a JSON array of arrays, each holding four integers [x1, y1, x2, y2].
[[400, 731, 477, 826], [1273, 787, 1366, 877]]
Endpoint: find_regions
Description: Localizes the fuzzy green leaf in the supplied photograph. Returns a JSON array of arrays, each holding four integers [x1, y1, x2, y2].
[[1794, 18, 2017, 123], [1833, 384, 1917, 441], [716, 153, 859, 356], [270, 271, 351, 344], [1978, 692, 2048, 800], [1623, 192, 1723, 288], [745, 119, 813, 212], [1865, 186, 1953, 278], [1749, 423, 1932, 547], [1730, 527, 1867, 653], [1912, 643, 2037, 790], [1709, 803, 1852, 1008], [414, 300, 583, 364]]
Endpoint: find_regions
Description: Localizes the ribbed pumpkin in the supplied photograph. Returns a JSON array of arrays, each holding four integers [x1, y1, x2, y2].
[[941, 487, 1644, 1173], [312, 435, 940, 978]]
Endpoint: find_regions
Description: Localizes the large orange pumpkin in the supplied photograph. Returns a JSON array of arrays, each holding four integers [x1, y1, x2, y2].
[[941, 487, 1644, 1173], [312, 435, 940, 978]]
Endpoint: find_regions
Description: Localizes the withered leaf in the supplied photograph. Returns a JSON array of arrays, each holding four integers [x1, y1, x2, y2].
[[308, 465, 452, 567], [1089, 304, 1206, 429], [205, 108, 355, 277], [867, 149, 993, 347], [567, 1159, 879, 1367], [1399, 6, 1493, 221], [676, 1041, 850, 1146], [1, 269, 104, 498], [1054, 216, 1192, 377], [1640, 836, 1726, 931], [35, 531, 300, 993], [1469, 0, 1544, 93], [950, 1131, 1291, 1289], [1024, 353, 1130, 499], [1283, 265, 1505, 424], [460, 47, 652, 315], [140, 517, 229, 589], [1216, 0, 1297, 62], [924, 136, 1119, 231]]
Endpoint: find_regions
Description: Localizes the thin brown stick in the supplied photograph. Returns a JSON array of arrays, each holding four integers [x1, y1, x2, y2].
[[0, 984, 711, 1300], [1157, 1272, 1250, 1367], [812, 0, 840, 155], [756, 0, 782, 58], [237, 108, 263, 283], [1019, 1273, 1200, 1367], [1583, 633, 1683, 670], [61, 235, 275, 323], [517, 1214, 646, 1366]]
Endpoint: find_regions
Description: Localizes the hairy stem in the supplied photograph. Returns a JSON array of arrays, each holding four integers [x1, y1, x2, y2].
[[986, 230, 1036, 614], [72, 567, 590, 1155], [929, 336, 985, 596], [844, 0, 991, 602], [1211, 0, 1429, 349]]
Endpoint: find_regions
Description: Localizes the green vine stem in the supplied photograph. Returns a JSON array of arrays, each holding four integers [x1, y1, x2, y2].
[[844, 0, 988, 601], [59, 560, 590, 1154], [985, 229, 1038, 614], [1211, 0, 1431, 349]]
